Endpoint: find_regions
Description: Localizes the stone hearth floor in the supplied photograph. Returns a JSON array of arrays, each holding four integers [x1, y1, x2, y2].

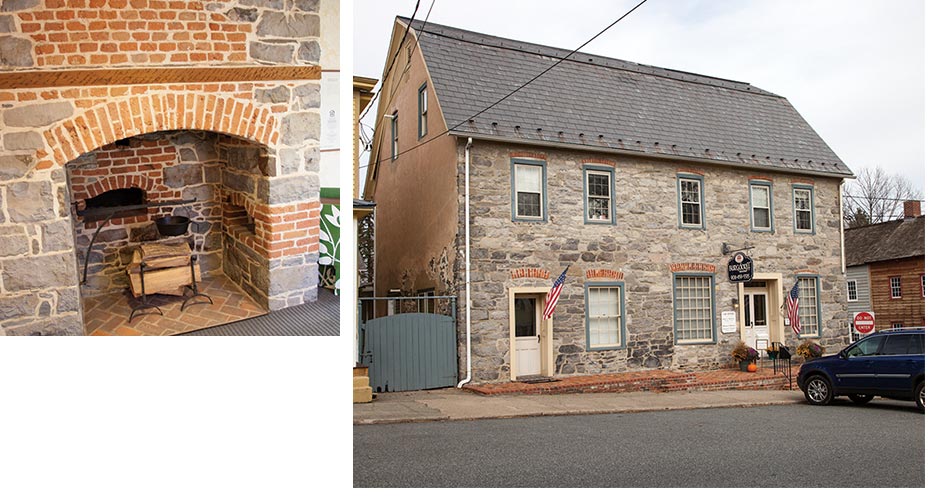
[[83, 273, 267, 336]]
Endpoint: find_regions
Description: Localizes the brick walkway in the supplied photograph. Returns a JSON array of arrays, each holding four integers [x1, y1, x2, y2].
[[463, 365, 798, 395], [83, 273, 267, 336]]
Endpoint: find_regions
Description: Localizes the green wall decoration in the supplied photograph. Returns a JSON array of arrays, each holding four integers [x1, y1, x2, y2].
[[319, 203, 340, 295]]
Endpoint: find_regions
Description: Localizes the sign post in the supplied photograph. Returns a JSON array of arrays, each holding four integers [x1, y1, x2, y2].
[[853, 311, 876, 335]]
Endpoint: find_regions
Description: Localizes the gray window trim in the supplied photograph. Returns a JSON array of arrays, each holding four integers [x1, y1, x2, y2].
[[672, 272, 716, 344], [676, 173, 705, 230], [585, 281, 626, 351], [792, 184, 816, 234], [749, 180, 774, 233], [583, 164, 616, 225], [510, 158, 548, 222]]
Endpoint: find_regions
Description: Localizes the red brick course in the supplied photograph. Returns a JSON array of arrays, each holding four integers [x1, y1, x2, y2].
[[463, 367, 798, 395]]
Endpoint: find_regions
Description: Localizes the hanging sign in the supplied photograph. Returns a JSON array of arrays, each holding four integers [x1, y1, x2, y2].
[[727, 252, 754, 282]]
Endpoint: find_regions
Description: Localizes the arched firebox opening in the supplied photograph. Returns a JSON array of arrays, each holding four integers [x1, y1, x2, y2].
[[66, 130, 273, 335]]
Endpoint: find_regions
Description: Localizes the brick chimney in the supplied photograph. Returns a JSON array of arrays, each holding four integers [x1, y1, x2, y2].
[[903, 200, 922, 218]]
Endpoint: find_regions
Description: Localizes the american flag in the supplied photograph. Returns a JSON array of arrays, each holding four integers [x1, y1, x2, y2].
[[785, 280, 801, 336], [542, 266, 569, 320]]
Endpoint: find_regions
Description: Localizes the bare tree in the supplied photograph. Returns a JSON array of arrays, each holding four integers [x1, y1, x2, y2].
[[843, 166, 922, 227]]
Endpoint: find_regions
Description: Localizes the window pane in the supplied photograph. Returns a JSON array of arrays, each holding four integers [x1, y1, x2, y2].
[[588, 173, 609, 197], [680, 180, 699, 202], [682, 203, 700, 225], [751, 186, 769, 208], [588, 287, 620, 347], [588, 198, 609, 221], [796, 210, 812, 231], [674, 276, 713, 341], [753, 294, 766, 326], [517, 192, 541, 217], [797, 277, 819, 336], [514, 297, 536, 337], [794, 190, 811, 210], [515, 164, 541, 192], [882, 335, 911, 355], [753, 208, 770, 228], [849, 336, 884, 357]]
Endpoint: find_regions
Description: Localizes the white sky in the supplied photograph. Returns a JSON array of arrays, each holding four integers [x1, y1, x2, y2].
[[354, 0, 925, 195]]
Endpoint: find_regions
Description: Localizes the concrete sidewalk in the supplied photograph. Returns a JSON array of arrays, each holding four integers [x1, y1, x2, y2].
[[353, 387, 805, 425]]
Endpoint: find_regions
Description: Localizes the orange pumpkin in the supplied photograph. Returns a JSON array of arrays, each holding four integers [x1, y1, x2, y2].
[[747, 362, 758, 372]]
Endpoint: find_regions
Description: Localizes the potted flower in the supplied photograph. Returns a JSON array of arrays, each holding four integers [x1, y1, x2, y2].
[[796, 339, 824, 361], [730, 343, 759, 372], [765, 344, 780, 360]]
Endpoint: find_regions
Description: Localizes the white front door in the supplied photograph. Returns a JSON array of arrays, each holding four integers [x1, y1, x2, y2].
[[514, 295, 541, 377], [743, 288, 770, 350]]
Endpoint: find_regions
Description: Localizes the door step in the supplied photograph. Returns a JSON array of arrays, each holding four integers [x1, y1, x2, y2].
[[517, 375, 557, 384]]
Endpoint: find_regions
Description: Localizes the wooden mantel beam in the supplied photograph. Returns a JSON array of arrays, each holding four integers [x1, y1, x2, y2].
[[0, 66, 321, 90]]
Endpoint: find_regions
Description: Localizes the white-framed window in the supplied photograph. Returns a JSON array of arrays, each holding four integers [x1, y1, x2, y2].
[[585, 167, 614, 223], [890, 276, 902, 299], [678, 176, 703, 228], [892, 322, 904, 331], [797, 276, 821, 337], [417, 289, 435, 313], [793, 187, 814, 232], [921, 274, 925, 298], [417, 83, 428, 139], [750, 183, 772, 231], [847, 280, 858, 302], [586, 284, 624, 349], [674, 274, 714, 343], [513, 161, 545, 221], [390, 111, 399, 161]]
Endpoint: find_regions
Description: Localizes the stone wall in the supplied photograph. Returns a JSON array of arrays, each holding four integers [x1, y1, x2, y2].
[[452, 140, 849, 382], [0, 0, 324, 335]]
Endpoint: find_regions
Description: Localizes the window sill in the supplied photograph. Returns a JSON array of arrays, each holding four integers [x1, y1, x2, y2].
[[675, 340, 715, 345], [587, 345, 625, 352]]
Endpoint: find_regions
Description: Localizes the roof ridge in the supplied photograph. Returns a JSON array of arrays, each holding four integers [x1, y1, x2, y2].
[[845, 215, 924, 231], [398, 16, 782, 98]]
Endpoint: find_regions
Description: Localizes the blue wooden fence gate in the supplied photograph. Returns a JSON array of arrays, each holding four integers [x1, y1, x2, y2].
[[359, 301, 457, 392]]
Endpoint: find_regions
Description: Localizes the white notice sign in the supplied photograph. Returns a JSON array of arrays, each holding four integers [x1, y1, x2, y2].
[[721, 311, 737, 334]]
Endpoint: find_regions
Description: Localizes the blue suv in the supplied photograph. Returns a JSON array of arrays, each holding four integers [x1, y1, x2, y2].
[[797, 328, 924, 412]]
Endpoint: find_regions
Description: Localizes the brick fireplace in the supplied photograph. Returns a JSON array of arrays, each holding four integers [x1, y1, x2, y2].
[[0, 0, 329, 336]]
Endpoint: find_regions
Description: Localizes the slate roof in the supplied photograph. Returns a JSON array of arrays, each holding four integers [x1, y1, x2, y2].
[[405, 17, 853, 178], [845, 216, 925, 266]]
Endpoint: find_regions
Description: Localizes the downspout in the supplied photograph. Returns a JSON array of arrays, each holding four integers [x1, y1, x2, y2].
[[457, 137, 474, 388], [839, 181, 846, 274]]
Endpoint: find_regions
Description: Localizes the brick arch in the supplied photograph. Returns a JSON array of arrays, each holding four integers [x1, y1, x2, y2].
[[75, 174, 159, 202], [36, 92, 279, 170]]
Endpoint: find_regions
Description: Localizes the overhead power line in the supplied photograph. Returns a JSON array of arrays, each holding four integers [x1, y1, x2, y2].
[[369, 0, 650, 167], [380, 0, 437, 114]]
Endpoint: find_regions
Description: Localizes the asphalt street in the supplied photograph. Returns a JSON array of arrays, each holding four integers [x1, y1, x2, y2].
[[354, 400, 925, 487]]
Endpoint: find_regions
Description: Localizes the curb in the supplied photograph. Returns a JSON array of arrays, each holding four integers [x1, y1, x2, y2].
[[353, 398, 803, 425]]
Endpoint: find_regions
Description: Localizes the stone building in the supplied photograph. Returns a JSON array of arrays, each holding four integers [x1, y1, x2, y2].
[[844, 201, 925, 334], [1, 0, 334, 336], [364, 18, 854, 383]]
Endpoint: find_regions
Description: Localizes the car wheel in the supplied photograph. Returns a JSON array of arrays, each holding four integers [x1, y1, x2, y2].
[[804, 375, 833, 406], [848, 394, 873, 405], [915, 381, 924, 413]]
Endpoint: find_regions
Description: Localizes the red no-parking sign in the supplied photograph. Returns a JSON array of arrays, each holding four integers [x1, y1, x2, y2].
[[854, 311, 876, 334]]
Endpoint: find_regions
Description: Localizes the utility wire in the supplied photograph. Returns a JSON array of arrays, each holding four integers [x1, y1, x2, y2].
[[380, 0, 437, 114], [358, 0, 420, 122], [369, 0, 649, 167]]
